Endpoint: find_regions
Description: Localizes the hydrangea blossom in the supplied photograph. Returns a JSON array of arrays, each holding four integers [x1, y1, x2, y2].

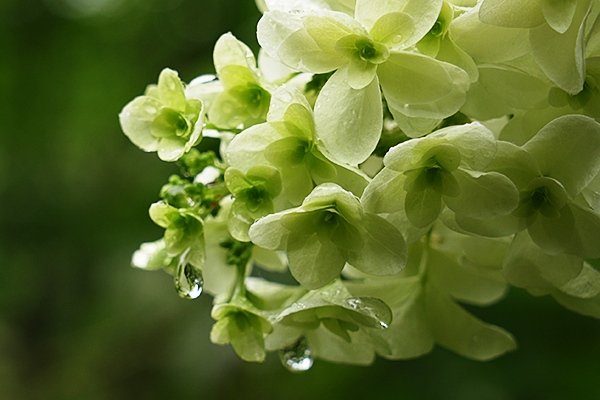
[[120, 0, 600, 370]]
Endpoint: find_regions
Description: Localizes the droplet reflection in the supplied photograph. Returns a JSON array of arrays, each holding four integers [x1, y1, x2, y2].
[[279, 337, 313, 372], [174, 258, 203, 299]]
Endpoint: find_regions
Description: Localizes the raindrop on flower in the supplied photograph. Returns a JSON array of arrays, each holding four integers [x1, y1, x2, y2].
[[174, 257, 203, 299], [279, 337, 313, 372]]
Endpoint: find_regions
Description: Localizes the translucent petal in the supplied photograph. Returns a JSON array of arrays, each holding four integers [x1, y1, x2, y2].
[[119, 96, 161, 152], [527, 204, 576, 255], [361, 168, 407, 214], [443, 169, 520, 220], [425, 284, 517, 361], [381, 284, 435, 359], [503, 230, 583, 289], [477, 65, 550, 110], [454, 212, 525, 237], [450, 6, 530, 63], [369, 12, 415, 49], [347, 213, 408, 275], [248, 210, 294, 250], [157, 137, 186, 162], [484, 141, 541, 189], [308, 327, 376, 365], [303, 10, 367, 55], [529, 0, 591, 94], [428, 122, 497, 171], [157, 68, 187, 112], [347, 60, 378, 90], [386, 59, 470, 120], [541, 0, 578, 34], [428, 249, 508, 306], [213, 33, 259, 78], [356, 0, 442, 46], [257, 10, 349, 73], [522, 115, 600, 197], [225, 123, 284, 173], [314, 67, 383, 165], [565, 203, 600, 259], [267, 84, 313, 129], [479, 0, 545, 29], [287, 231, 347, 289], [378, 51, 452, 106], [263, 0, 357, 14], [436, 36, 479, 82], [558, 263, 600, 299], [405, 188, 442, 228]]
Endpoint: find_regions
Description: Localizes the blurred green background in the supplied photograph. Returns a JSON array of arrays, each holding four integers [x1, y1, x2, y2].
[[2, 1, 600, 399]]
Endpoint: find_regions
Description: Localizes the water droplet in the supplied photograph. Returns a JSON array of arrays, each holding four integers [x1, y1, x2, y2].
[[279, 337, 313, 372], [380, 321, 388, 329], [392, 35, 403, 44], [346, 298, 361, 310], [174, 257, 203, 299]]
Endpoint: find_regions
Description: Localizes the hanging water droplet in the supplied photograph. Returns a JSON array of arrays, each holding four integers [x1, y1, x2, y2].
[[174, 257, 203, 299], [279, 337, 313, 372]]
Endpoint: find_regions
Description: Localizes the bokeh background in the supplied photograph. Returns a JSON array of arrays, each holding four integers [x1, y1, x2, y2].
[[2, 1, 600, 399]]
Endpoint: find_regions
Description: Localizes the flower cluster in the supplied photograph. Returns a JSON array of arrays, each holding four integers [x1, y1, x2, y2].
[[121, 0, 600, 369]]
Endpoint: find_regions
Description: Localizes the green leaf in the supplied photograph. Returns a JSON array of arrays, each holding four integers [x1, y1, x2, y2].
[[314, 67, 383, 165], [523, 115, 600, 197]]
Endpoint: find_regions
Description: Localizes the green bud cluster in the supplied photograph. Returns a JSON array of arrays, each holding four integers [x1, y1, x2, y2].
[[121, 0, 600, 370]]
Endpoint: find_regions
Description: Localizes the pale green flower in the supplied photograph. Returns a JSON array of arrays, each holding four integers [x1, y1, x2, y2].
[[119, 68, 203, 161]]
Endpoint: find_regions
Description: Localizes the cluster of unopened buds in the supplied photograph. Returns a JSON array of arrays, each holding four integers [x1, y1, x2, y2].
[[120, 0, 600, 371]]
